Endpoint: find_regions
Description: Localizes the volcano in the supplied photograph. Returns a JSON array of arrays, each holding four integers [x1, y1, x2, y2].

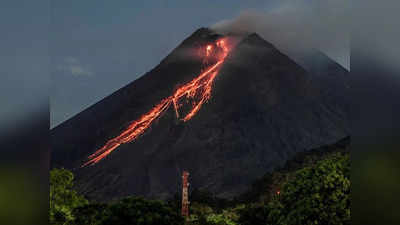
[[51, 28, 350, 201]]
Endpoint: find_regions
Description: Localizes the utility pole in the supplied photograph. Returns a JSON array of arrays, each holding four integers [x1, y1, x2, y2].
[[181, 171, 190, 219]]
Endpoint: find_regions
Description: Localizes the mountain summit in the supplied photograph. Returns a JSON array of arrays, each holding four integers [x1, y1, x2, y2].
[[52, 28, 350, 201]]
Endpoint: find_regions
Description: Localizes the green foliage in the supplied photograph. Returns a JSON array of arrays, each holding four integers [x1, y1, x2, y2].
[[71, 203, 109, 225], [188, 212, 238, 225], [266, 153, 350, 225], [190, 202, 214, 217], [210, 206, 242, 225], [50, 146, 350, 225], [238, 204, 270, 225], [237, 153, 350, 225], [49, 168, 182, 225], [206, 213, 237, 225], [102, 196, 183, 225], [187, 189, 239, 225], [71, 196, 184, 225], [237, 142, 349, 205], [188, 203, 242, 225], [49, 168, 88, 225], [236, 172, 287, 204]]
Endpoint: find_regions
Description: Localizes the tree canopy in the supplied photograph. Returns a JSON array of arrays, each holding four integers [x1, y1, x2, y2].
[[50, 150, 350, 225], [49, 168, 88, 225], [238, 153, 350, 225]]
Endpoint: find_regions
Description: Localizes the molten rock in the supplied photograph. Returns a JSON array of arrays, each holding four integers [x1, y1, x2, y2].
[[52, 28, 350, 201]]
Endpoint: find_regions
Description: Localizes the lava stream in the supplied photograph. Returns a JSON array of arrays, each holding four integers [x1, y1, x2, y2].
[[83, 38, 230, 167]]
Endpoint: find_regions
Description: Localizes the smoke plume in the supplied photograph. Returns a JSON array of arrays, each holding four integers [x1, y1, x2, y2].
[[211, 0, 349, 69]]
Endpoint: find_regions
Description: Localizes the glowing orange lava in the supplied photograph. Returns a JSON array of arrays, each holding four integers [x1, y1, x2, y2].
[[82, 38, 231, 167], [206, 45, 213, 56]]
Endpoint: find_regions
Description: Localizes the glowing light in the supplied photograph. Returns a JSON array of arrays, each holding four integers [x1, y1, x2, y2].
[[82, 38, 231, 167], [82, 98, 172, 167], [206, 45, 213, 57]]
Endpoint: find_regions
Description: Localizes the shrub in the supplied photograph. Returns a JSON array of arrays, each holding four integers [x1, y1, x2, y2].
[[49, 168, 88, 225], [102, 196, 183, 225], [267, 153, 350, 225]]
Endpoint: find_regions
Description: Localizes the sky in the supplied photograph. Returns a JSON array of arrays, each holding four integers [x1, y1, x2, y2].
[[1, 1, 400, 221], [50, 0, 349, 128], [1, 0, 49, 136]]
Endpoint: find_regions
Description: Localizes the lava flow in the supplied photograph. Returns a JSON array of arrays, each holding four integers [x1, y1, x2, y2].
[[82, 38, 231, 167]]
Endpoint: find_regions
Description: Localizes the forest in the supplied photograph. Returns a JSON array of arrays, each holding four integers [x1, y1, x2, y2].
[[50, 145, 350, 225]]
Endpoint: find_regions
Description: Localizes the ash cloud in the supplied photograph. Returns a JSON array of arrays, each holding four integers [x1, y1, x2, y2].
[[211, 0, 349, 69]]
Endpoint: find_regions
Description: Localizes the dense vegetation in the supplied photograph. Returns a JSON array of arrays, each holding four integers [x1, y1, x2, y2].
[[50, 169, 183, 225], [50, 168, 88, 225], [50, 145, 350, 225], [239, 152, 350, 225]]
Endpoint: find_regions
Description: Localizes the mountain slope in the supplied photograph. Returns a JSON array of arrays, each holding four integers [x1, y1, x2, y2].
[[51, 28, 350, 201], [51, 28, 223, 168]]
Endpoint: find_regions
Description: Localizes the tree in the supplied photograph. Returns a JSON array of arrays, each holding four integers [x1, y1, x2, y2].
[[49, 168, 88, 225], [267, 153, 350, 225], [102, 196, 183, 225], [71, 203, 109, 225], [238, 204, 269, 225]]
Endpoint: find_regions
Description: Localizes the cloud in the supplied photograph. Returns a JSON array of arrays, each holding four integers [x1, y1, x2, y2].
[[211, 0, 349, 69], [57, 57, 93, 76], [64, 56, 78, 64]]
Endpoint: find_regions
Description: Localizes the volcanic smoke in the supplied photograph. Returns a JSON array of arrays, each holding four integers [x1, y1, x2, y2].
[[82, 38, 232, 167]]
